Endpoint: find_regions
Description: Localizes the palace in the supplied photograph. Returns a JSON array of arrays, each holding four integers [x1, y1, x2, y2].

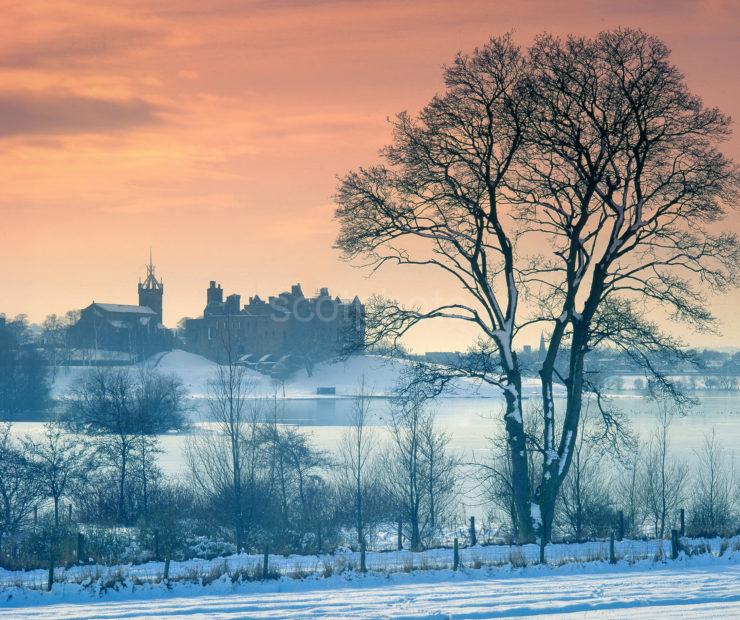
[[183, 281, 364, 365]]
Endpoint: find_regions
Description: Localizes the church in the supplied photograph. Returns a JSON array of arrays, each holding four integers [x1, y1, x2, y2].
[[67, 254, 174, 359]]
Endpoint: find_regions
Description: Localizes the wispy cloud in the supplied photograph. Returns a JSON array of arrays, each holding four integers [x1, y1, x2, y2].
[[0, 91, 162, 137]]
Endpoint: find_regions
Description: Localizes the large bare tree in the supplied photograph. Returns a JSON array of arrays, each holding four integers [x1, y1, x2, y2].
[[334, 29, 738, 544]]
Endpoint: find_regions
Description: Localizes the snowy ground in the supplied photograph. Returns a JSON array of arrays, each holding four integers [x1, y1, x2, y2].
[[2, 553, 738, 618], [52, 350, 560, 400]]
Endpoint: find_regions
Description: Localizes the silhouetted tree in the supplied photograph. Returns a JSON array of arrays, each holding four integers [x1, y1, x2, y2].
[[334, 29, 738, 544], [0, 315, 50, 416]]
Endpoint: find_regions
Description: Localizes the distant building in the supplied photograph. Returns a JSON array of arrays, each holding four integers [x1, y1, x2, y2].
[[184, 281, 364, 365], [424, 351, 464, 365], [68, 254, 173, 358]]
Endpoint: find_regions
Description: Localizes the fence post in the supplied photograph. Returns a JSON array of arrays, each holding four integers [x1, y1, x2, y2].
[[679, 509, 685, 537], [262, 546, 269, 580], [617, 510, 624, 542], [469, 516, 477, 546], [360, 539, 367, 573], [163, 557, 170, 582], [77, 532, 85, 564], [397, 519, 403, 550], [154, 528, 160, 561], [671, 529, 679, 560], [609, 532, 616, 564], [47, 552, 54, 592], [453, 537, 459, 571]]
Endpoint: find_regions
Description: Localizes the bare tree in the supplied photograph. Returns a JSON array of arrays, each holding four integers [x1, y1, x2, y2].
[[336, 35, 532, 538], [336, 379, 377, 557], [688, 429, 736, 536], [0, 423, 38, 536], [419, 410, 458, 541], [614, 435, 645, 538], [66, 369, 139, 523], [555, 405, 616, 542], [24, 421, 91, 527], [334, 29, 738, 543], [206, 347, 255, 551], [386, 393, 426, 550], [640, 403, 688, 538], [385, 387, 457, 550], [65, 367, 182, 524]]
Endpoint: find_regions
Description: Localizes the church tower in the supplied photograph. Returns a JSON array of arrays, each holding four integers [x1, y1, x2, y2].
[[138, 250, 164, 325], [538, 331, 547, 362]]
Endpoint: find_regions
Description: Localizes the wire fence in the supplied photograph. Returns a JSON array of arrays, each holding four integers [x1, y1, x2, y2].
[[1, 535, 736, 591]]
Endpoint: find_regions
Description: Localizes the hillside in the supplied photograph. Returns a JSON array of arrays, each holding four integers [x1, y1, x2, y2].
[[52, 350, 557, 400]]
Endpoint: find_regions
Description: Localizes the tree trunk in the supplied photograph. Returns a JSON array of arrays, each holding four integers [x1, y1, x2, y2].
[[118, 443, 128, 524], [503, 372, 534, 542], [538, 324, 587, 545]]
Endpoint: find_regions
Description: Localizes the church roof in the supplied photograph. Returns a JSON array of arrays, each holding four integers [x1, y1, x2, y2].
[[93, 303, 156, 315]]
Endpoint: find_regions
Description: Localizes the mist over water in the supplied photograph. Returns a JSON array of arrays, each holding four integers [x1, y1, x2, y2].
[[11, 390, 739, 484]]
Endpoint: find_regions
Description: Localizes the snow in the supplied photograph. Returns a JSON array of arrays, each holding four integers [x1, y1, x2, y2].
[[52, 351, 561, 401], [530, 503, 543, 529], [559, 430, 573, 475], [2, 546, 738, 618], [93, 304, 156, 315]]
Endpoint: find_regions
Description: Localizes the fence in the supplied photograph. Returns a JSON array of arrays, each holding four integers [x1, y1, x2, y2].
[[1, 534, 736, 591]]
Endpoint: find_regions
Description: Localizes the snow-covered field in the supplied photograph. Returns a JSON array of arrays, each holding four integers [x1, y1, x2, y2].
[[52, 350, 559, 400], [2, 551, 738, 618]]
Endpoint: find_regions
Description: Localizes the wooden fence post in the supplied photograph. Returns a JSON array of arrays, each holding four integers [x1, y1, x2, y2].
[[453, 538, 459, 571], [671, 529, 679, 560], [680, 509, 685, 537], [163, 557, 171, 582], [262, 546, 269, 580], [469, 516, 477, 546], [617, 510, 624, 542], [609, 532, 616, 564], [397, 519, 403, 550]]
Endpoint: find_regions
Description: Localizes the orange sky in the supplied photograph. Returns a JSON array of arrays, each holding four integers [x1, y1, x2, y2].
[[1, 0, 738, 351]]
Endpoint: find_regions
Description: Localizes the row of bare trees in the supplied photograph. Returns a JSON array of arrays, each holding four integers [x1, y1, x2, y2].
[[185, 349, 460, 554], [0, 366, 188, 546], [481, 399, 738, 543], [1, 370, 735, 569]]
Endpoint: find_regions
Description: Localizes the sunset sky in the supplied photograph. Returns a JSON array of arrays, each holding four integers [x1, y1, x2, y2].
[[2, 0, 738, 351]]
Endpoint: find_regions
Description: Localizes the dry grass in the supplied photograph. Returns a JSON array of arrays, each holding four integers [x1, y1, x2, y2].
[[508, 550, 527, 568]]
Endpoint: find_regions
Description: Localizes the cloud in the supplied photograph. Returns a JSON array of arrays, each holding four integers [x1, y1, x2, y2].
[[0, 91, 162, 137]]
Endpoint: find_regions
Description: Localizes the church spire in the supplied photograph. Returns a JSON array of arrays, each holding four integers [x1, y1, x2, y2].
[[138, 250, 164, 325], [141, 248, 163, 291]]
